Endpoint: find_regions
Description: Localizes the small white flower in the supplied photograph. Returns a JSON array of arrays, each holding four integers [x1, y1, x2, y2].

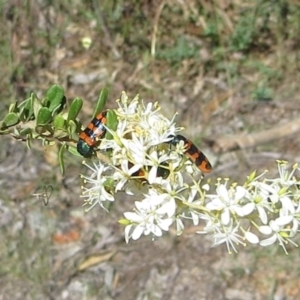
[[141, 111, 178, 146], [278, 201, 300, 236], [279, 195, 295, 214], [80, 161, 115, 211], [270, 161, 299, 188], [246, 182, 274, 224], [123, 189, 175, 242], [113, 159, 143, 192], [208, 221, 245, 254], [182, 185, 206, 226], [121, 133, 149, 166], [146, 150, 170, 184], [259, 219, 298, 254], [251, 182, 288, 206], [206, 184, 246, 225], [117, 92, 139, 116]]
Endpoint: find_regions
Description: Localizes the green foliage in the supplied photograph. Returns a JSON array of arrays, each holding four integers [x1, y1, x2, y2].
[[105, 110, 118, 140], [245, 60, 281, 81], [93, 87, 108, 118], [68, 98, 83, 122], [2, 112, 19, 128], [36, 107, 52, 126], [0, 85, 111, 174], [216, 60, 239, 81], [230, 12, 256, 51], [252, 84, 273, 101], [156, 37, 199, 63], [58, 143, 67, 175], [44, 85, 66, 113]]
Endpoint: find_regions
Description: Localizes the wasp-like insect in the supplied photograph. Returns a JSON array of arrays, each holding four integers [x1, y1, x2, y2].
[[168, 135, 212, 173], [77, 110, 108, 157]]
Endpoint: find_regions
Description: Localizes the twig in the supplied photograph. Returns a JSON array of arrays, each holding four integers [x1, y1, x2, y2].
[[209, 119, 300, 153], [151, 0, 166, 58]]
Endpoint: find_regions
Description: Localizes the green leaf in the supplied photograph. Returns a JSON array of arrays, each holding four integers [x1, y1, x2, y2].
[[53, 129, 68, 139], [68, 145, 82, 157], [35, 126, 52, 136], [19, 128, 33, 135], [32, 93, 43, 119], [37, 107, 52, 126], [2, 112, 19, 128], [53, 115, 66, 130], [93, 88, 108, 118], [26, 136, 32, 149], [19, 95, 34, 121], [68, 97, 83, 121], [18, 96, 31, 112], [45, 85, 65, 113], [105, 110, 118, 140], [52, 96, 66, 116], [68, 119, 77, 135], [9, 102, 18, 113], [58, 143, 66, 176]]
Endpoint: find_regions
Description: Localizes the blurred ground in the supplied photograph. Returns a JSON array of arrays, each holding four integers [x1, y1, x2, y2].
[[1, 1, 300, 299]]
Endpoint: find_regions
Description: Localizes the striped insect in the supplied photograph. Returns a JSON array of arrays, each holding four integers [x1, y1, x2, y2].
[[168, 134, 212, 173], [130, 163, 170, 180], [124, 162, 170, 181], [77, 110, 108, 157]]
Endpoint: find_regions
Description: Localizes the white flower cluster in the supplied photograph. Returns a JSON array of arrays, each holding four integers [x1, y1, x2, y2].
[[80, 92, 300, 254], [201, 162, 300, 254]]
